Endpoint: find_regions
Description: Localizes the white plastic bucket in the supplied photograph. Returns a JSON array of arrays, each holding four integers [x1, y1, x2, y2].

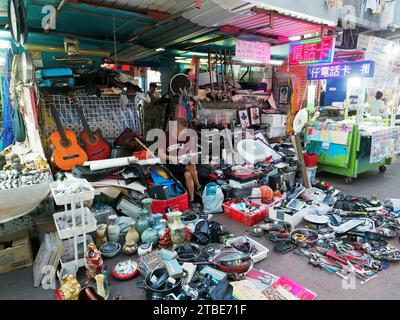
[[306, 166, 318, 184]]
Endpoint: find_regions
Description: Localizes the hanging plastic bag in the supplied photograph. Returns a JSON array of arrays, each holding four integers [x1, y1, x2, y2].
[[202, 182, 224, 214], [11, 96, 26, 143]]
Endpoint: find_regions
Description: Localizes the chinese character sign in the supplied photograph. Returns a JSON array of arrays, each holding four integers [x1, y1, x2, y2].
[[289, 37, 335, 65], [307, 60, 375, 80], [235, 39, 271, 64]]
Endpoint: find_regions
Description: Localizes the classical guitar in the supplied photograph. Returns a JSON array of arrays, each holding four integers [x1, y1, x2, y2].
[[69, 94, 111, 161], [45, 92, 88, 171]]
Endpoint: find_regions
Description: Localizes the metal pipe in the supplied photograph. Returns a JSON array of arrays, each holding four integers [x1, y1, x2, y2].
[[24, 44, 110, 57]]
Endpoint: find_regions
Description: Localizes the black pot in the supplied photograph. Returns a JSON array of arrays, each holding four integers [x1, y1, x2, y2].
[[137, 268, 182, 300]]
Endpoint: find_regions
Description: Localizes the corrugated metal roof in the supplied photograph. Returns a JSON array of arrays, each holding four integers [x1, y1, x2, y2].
[[114, 17, 213, 62], [136, 17, 211, 48], [217, 8, 330, 41], [83, 0, 196, 15], [182, 0, 252, 27]]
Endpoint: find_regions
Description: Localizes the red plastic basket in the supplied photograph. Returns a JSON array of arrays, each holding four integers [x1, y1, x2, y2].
[[223, 199, 269, 227], [132, 150, 148, 160], [151, 193, 189, 218]]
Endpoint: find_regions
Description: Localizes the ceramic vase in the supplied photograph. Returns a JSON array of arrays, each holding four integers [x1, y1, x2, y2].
[[107, 215, 120, 242], [96, 224, 108, 249], [152, 213, 164, 232], [142, 198, 154, 226], [125, 221, 140, 244], [135, 209, 150, 236], [141, 227, 159, 245], [167, 211, 185, 246], [158, 219, 167, 237]]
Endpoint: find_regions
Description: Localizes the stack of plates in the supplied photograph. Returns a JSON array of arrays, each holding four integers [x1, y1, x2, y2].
[[100, 242, 121, 258]]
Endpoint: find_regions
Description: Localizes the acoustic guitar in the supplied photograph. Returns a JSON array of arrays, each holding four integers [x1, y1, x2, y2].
[[69, 94, 111, 161], [45, 92, 88, 171]]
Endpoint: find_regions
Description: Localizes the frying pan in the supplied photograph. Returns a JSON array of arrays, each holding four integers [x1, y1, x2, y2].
[[194, 250, 252, 274], [170, 73, 191, 96]]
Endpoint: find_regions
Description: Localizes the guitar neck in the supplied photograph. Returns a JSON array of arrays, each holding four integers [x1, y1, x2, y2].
[[75, 102, 94, 139], [48, 100, 68, 142]]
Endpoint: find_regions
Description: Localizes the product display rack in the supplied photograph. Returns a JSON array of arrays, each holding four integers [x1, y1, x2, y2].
[[51, 179, 96, 273]]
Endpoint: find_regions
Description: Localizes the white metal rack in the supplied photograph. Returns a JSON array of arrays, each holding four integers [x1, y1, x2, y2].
[[51, 178, 96, 272]]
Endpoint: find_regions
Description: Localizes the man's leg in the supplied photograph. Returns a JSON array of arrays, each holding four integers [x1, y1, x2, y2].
[[184, 170, 195, 202]]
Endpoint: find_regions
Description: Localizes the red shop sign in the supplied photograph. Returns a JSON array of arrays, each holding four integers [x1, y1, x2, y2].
[[289, 36, 335, 66]]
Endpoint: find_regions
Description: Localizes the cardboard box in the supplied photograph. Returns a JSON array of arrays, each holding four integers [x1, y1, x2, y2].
[[261, 114, 287, 127], [34, 216, 57, 241], [266, 126, 286, 138], [165, 259, 184, 279], [226, 236, 269, 264], [0, 231, 33, 274], [269, 205, 311, 228], [158, 249, 178, 261]]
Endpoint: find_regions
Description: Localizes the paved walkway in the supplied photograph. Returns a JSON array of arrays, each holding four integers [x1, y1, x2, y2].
[[0, 157, 399, 300]]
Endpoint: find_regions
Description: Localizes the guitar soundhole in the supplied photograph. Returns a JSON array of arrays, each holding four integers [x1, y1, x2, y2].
[[61, 139, 71, 148], [89, 136, 98, 145]]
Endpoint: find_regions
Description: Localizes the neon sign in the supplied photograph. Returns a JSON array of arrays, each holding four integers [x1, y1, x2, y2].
[[307, 60, 375, 80], [289, 37, 335, 65]]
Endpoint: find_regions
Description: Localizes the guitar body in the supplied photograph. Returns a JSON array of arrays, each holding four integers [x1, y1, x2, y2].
[[50, 130, 88, 171], [79, 129, 111, 161]]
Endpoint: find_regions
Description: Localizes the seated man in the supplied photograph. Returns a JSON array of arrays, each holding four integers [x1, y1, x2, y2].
[[365, 91, 388, 118], [158, 118, 201, 208]]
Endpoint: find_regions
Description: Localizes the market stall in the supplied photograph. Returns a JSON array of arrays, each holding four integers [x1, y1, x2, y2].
[[1, 0, 400, 303], [303, 35, 400, 182]]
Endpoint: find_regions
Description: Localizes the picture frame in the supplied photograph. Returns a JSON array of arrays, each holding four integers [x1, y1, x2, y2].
[[279, 86, 289, 105], [249, 107, 261, 126], [237, 108, 251, 128]]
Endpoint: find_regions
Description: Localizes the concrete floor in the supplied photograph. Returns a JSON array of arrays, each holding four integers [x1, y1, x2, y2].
[[0, 157, 399, 300]]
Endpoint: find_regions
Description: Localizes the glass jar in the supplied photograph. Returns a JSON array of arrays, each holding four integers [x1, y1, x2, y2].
[[107, 215, 120, 242]]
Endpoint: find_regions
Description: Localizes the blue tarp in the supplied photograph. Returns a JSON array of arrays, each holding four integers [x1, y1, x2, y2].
[[0, 49, 14, 150]]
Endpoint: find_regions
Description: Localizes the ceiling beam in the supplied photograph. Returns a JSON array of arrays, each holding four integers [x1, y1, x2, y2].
[[28, 26, 127, 46], [28, 1, 150, 24], [75, 0, 172, 21]]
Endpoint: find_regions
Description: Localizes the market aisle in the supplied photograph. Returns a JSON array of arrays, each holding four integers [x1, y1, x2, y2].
[[318, 156, 400, 200], [0, 157, 399, 300]]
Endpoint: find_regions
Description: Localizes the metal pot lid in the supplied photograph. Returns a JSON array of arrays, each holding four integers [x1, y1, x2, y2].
[[304, 214, 330, 225], [22, 51, 34, 84]]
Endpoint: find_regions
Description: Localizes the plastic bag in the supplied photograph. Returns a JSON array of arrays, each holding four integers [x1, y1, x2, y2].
[[202, 182, 224, 214]]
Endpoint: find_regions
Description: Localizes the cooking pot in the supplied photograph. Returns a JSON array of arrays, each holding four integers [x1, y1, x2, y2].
[[194, 250, 253, 275], [137, 267, 182, 300]]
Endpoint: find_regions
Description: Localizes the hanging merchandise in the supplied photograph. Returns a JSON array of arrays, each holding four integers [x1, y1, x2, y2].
[[1, 50, 15, 148], [10, 54, 26, 143], [365, 0, 383, 14], [7, 0, 28, 46]]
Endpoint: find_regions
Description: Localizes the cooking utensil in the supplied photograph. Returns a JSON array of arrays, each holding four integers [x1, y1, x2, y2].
[[194, 250, 252, 274], [136, 267, 182, 300]]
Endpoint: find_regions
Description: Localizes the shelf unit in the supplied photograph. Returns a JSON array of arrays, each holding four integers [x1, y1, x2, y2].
[[51, 179, 96, 273]]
